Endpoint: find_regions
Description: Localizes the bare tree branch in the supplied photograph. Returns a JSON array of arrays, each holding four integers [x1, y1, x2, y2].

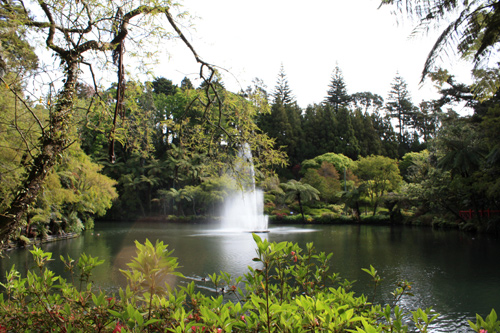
[[0, 77, 45, 134]]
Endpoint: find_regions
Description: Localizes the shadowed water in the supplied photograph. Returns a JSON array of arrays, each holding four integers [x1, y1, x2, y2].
[[1, 222, 498, 332]]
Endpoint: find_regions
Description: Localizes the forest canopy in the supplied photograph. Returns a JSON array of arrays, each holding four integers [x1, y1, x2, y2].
[[0, 0, 500, 248]]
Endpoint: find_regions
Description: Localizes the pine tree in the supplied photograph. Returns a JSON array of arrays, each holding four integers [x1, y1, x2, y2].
[[325, 65, 351, 112], [335, 107, 360, 159], [386, 75, 416, 145], [273, 64, 295, 105], [352, 109, 383, 156], [302, 104, 326, 159], [371, 111, 398, 158]]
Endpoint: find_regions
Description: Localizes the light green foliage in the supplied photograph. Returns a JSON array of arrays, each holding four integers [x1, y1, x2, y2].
[[0, 237, 463, 332], [0, 74, 46, 211], [0, 0, 203, 245], [469, 309, 500, 332], [302, 161, 341, 203], [120, 239, 182, 324], [399, 150, 430, 182], [30, 143, 118, 233], [301, 152, 355, 175], [280, 179, 320, 223], [356, 155, 403, 215]]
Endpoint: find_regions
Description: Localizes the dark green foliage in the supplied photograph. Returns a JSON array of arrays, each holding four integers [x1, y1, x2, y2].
[[386, 75, 416, 151], [352, 109, 383, 157], [350, 91, 384, 114], [152, 77, 178, 96], [336, 107, 360, 159], [325, 65, 351, 112], [258, 66, 304, 169], [180, 76, 194, 91], [272, 64, 295, 105]]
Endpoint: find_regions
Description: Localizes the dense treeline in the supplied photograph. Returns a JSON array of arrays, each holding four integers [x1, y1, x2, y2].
[[2, 56, 500, 241], [1, 0, 500, 248], [257, 64, 500, 231], [258, 65, 440, 170], [4, 59, 499, 240]]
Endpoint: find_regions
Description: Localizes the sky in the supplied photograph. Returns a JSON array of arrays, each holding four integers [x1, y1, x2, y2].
[[154, 0, 473, 109]]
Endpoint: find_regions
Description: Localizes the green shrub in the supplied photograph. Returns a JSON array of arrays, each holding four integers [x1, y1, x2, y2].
[[263, 193, 276, 204], [0, 237, 495, 332], [359, 214, 392, 224]]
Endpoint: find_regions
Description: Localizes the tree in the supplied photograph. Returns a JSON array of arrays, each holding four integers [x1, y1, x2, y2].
[[25, 143, 118, 237], [355, 155, 403, 215], [259, 66, 302, 169], [325, 65, 351, 112], [0, 0, 221, 247], [350, 92, 384, 114], [335, 107, 360, 159], [301, 152, 355, 176], [280, 180, 320, 223], [302, 103, 340, 158], [386, 75, 416, 150], [180, 77, 194, 91], [351, 109, 383, 156], [272, 64, 295, 105], [437, 122, 486, 179], [411, 100, 442, 143], [399, 150, 431, 183], [371, 110, 398, 158], [152, 77, 178, 96], [301, 103, 331, 159], [302, 161, 341, 203], [380, 0, 500, 99]]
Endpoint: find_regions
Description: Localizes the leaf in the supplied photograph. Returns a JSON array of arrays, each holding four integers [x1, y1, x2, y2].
[[252, 233, 262, 244]]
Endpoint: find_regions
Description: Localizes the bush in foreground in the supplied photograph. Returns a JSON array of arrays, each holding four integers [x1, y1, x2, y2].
[[0, 236, 497, 332]]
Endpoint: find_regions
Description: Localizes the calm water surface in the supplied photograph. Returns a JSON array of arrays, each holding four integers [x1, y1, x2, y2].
[[1, 222, 499, 332]]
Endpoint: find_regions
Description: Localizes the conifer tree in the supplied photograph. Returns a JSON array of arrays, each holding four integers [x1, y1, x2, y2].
[[325, 65, 351, 112], [272, 64, 295, 105], [259, 65, 304, 169], [335, 107, 360, 159], [386, 75, 416, 146]]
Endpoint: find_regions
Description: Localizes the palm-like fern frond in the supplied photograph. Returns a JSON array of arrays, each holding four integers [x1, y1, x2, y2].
[[381, 0, 500, 92]]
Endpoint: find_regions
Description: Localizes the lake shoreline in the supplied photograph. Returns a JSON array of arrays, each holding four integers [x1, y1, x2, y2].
[[5, 232, 79, 251], [99, 214, 468, 230]]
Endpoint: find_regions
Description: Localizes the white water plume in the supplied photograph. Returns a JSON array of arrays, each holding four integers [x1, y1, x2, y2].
[[220, 144, 268, 232]]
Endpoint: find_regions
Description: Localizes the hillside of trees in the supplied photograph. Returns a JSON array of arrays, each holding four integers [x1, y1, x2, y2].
[[1, 0, 500, 248]]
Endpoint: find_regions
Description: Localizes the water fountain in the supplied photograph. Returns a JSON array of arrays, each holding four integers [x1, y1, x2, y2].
[[220, 144, 269, 233]]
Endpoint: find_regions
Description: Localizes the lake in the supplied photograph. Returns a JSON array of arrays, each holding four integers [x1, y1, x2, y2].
[[1, 222, 499, 332]]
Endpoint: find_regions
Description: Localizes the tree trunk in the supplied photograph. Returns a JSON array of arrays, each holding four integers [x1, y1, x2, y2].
[[354, 201, 361, 222], [298, 194, 305, 224], [0, 58, 79, 247], [372, 201, 378, 216]]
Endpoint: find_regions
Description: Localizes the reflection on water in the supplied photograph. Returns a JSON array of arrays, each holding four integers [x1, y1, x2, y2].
[[0, 222, 499, 332]]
